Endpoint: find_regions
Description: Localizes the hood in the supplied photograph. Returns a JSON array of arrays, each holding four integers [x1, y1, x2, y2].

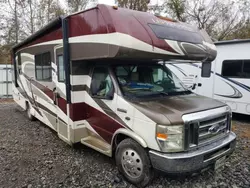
[[130, 94, 226, 125]]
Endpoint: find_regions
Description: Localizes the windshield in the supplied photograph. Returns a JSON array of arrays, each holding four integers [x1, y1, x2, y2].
[[113, 64, 190, 98]]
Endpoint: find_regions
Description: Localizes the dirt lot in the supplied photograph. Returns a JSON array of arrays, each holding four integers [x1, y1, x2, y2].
[[0, 101, 249, 188]]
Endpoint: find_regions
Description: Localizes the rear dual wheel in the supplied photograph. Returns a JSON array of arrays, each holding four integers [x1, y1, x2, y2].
[[115, 138, 154, 187]]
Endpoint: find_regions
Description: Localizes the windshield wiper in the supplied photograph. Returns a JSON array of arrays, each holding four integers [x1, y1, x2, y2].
[[167, 90, 191, 95]]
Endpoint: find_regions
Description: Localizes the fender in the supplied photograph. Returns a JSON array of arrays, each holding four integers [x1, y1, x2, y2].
[[111, 128, 148, 150]]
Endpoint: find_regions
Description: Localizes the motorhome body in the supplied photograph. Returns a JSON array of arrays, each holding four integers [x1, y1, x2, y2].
[[12, 4, 236, 187], [166, 39, 250, 115]]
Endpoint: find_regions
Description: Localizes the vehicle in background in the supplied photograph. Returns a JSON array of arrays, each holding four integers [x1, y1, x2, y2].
[[166, 39, 250, 116], [12, 4, 236, 187]]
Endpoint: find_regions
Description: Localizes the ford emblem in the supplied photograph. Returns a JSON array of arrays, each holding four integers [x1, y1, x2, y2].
[[208, 124, 221, 134]]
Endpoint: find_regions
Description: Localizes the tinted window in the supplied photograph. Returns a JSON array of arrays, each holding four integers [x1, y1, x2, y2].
[[90, 67, 114, 99], [201, 62, 211, 77], [148, 23, 203, 44], [35, 54, 43, 80], [35, 52, 51, 81], [57, 55, 65, 82], [43, 52, 51, 80], [222, 60, 250, 78], [71, 60, 91, 75], [243, 60, 250, 78]]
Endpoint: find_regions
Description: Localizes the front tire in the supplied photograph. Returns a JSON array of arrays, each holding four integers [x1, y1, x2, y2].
[[115, 138, 154, 187], [26, 103, 35, 121]]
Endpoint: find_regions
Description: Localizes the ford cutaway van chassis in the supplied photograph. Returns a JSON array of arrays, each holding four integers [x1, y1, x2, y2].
[[12, 4, 236, 187]]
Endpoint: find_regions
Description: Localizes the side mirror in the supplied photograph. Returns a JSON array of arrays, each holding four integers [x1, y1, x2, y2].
[[201, 61, 211, 78]]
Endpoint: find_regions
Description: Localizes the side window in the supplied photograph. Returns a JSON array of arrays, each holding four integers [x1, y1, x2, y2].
[[35, 52, 52, 81], [35, 54, 43, 80], [152, 67, 171, 83], [57, 55, 65, 82], [222, 60, 242, 77], [153, 68, 164, 82], [221, 60, 250, 78], [201, 62, 211, 77], [243, 60, 250, 78], [90, 67, 114, 99], [43, 52, 51, 80]]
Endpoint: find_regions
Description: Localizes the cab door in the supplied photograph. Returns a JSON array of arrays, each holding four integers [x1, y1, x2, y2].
[[87, 66, 120, 143]]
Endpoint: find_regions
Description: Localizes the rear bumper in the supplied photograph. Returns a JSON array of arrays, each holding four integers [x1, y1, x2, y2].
[[149, 132, 236, 173]]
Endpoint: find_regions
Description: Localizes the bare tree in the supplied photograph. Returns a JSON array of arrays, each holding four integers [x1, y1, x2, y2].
[[67, 0, 89, 13], [116, 0, 151, 11], [165, 0, 186, 21], [164, 0, 249, 40]]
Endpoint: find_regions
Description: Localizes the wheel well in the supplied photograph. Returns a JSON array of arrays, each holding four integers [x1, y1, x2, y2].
[[112, 133, 129, 156]]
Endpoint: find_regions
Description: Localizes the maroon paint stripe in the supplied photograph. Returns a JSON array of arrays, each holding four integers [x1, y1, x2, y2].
[[68, 5, 177, 54], [17, 28, 62, 51], [57, 98, 67, 114], [91, 124, 114, 144], [69, 102, 88, 121], [70, 102, 124, 143], [22, 74, 67, 114]]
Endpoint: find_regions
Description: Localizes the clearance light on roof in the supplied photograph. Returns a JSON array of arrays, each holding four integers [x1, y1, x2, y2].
[[155, 15, 177, 22]]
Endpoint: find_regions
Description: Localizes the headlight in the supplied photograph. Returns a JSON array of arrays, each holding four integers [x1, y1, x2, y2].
[[156, 125, 184, 152]]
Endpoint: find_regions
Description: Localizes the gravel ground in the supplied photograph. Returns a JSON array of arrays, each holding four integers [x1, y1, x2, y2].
[[0, 102, 249, 188]]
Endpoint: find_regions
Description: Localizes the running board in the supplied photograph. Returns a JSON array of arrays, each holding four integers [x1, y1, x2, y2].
[[81, 136, 112, 157]]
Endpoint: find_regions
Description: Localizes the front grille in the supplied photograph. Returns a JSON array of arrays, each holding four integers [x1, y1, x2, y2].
[[185, 113, 230, 149], [198, 114, 229, 145]]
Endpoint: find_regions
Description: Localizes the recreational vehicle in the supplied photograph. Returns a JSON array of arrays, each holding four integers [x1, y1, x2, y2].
[[12, 4, 236, 187], [167, 39, 250, 115]]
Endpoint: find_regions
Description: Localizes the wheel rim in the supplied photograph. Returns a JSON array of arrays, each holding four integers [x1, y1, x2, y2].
[[121, 149, 143, 179]]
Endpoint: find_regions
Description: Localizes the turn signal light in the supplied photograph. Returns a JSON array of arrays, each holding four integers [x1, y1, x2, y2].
[[156, 133, 168, 140]]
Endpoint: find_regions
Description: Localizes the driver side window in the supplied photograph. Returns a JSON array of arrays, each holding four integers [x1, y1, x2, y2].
[[90, 67, 114, 99], [153, 68, 170, 82]]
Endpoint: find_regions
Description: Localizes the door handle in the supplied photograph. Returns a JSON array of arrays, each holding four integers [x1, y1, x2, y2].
[[117, 108, 127, 113], [197, 83, 202, 87], [125, 117, 130, 121]]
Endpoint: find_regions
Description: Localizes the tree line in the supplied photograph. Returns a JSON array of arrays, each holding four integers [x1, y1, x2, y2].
[[117, 0, 250, 41], [1, 0, 249, 64], [0, 0, 98, 64]]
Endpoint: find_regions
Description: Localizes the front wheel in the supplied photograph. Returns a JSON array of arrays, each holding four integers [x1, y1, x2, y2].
[[115, 138, 154, 187]]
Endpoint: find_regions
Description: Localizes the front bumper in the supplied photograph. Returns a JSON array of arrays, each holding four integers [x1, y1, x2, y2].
[[149, 132, 236, 173]]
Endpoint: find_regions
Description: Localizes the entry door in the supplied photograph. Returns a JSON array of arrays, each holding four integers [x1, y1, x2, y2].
[[194, 62, 214, 98], [54, 46, 69, 142]]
